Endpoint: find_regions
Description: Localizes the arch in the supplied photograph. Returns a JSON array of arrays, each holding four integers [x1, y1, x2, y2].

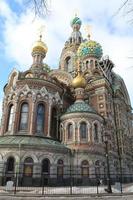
[[67, 123, 73, 140], [80, 122, 87, 140], [65, 56, 72, 72], [95, 160, 101, 178], [57, 159, 64, 178], [50, 107, 58, 139], [23, 157, 33, 177], [81, 160, 89, 177], [36, 103, 45, 134], [86, 60, 89, 68], [6, 104, 14, 132], [42, 158, 50, 174], [6, 156, 15, 173], [19, 102, 29, 131]]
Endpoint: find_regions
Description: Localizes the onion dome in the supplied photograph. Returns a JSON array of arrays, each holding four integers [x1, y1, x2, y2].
[[72, 72, 86, 88], [32, 35, 48, 55], [77, 40, 103, 59], [70, 16, 82, 31]]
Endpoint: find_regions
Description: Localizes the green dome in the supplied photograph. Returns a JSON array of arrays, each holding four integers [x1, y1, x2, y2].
[[71, 16, 82, 27], [65, 101, 96, 114], [77, 40, 103, 59]]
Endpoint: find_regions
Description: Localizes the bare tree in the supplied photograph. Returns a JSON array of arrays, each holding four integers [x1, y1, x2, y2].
[[25, 0, 50, 17], [113, 0, 133, 23]]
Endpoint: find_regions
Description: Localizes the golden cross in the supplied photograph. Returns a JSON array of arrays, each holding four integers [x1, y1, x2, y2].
[[84, 25, 92, 40], [73, 9, 79, 17], [37, 25, 45, 40]]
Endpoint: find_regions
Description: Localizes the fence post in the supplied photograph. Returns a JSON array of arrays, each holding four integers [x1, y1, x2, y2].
[[42, 174, 44, 195], [96, 179, 100, 194], [14, 173, 17, 194]]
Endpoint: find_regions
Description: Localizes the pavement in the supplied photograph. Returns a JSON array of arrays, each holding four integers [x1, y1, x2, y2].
[[0, 194, 133, 200]]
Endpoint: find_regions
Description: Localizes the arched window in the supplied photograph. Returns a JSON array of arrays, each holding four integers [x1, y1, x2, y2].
[[80, 122, 87, 140], [36, 103, 45, 134], [23, 157, 33, 177], [50, 107, 58, 139], [19, 103, 29, 131], [6, 157, 15, 172], [94, 123, 99, 142], [7, 105, 14, 132], [57, 159, 64, 178], [65, 56, 72, 72], [81, 160, 89, 177], [86, 60, 89, 68], [95, 160, 100, 178], [68, 123, 73, 140], [42, 159, 50, 174]]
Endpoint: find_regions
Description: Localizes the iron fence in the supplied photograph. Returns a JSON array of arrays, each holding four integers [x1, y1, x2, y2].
[[0, 172, 133, 195]]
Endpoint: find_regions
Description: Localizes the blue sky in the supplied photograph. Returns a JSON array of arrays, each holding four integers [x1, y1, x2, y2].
[[0, 0, 133, 117]]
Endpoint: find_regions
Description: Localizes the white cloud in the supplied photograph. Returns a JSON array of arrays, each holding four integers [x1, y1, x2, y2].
[[0, 0, 133, 107]]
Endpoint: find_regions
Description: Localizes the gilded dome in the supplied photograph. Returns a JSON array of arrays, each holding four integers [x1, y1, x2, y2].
[[32, 38, 48, 55], [77, 40, 103, 59], [72, 73, 86, 88]]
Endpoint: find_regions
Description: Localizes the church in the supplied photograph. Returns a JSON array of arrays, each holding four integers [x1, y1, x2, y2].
[[0, 16, 132, 186]]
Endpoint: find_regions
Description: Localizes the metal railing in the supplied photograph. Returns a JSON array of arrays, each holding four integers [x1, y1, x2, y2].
[[0, 172, 133, 195]]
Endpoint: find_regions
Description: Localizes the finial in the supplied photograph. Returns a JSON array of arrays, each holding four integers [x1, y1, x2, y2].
[[85, 25, 92, 40], [39, 34, 42, 41], [37, 25, 45, 41], [73, 9, 79, 17]]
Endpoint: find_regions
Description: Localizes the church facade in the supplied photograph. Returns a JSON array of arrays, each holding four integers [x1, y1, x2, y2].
[[0, 16, 132, 186]]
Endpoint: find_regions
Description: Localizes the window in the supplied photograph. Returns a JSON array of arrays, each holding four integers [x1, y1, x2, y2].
[[19, 103, 29, 131], [6, 157, 15, 172], [24, 157, 33, 177], [65, 56, 72, 72], [7, 105, 14, 132], [42, 159, 50, 174], [94, 123, 99, 142], [57, 159, 64, 178], [95, 160, 100, 178], [81, 160, 89, 177], [36, 104, 45, 134], [86, 60, 89, 68], [50, 107, 57, 139], [80, 122, 87, 139], [68, 124, 73, 140]]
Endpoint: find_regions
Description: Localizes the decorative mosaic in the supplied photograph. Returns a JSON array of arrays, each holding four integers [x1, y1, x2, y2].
[[77, 40, 103, 59], [66, 101, 96, 114]]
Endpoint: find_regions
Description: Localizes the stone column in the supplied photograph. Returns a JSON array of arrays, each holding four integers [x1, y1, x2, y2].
[[0, 98, 7, 135], [12, 98, 19, 134], [29, 99, 36, 135], [47, 99, 52, 137], [77, 123, 80, 143]]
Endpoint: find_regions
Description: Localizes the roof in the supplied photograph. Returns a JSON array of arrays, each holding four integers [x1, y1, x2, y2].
[[0, 135, 68, 150], [65, 101, 97, 114]]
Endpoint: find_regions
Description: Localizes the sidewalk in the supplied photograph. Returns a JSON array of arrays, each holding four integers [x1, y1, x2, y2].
[[0, 194, 133, 200]]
